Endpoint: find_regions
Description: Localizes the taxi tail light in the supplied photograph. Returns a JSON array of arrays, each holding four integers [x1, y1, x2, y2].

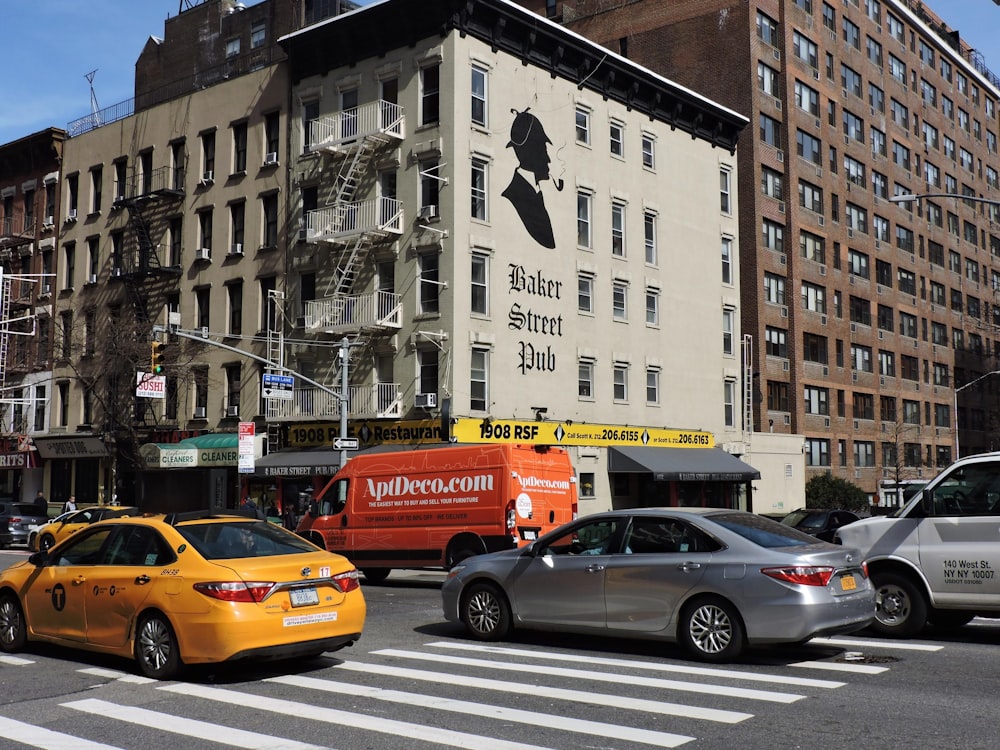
[[332, 570, 360, 593], [194, 581, 274, 602], [761, 566, 835, 587]]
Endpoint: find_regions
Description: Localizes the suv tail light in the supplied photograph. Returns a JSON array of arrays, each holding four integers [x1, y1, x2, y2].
[[761, 566, 835, 587], [332, 570, 360, 593], [194, 581, 274, 602]]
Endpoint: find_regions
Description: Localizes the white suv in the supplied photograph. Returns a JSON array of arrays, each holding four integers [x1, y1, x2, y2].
[[836, 453, 1000, 636]]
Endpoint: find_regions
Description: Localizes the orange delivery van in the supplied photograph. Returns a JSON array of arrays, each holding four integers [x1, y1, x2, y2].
[[296, 443, 578, 582]]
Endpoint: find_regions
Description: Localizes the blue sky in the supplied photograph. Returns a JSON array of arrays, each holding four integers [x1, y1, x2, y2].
[[1, 1, 998, 146]]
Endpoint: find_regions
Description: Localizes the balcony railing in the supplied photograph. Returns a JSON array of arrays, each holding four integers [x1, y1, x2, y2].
[[264, 383, 402, 421], [309, 100, 405, 152], [305, 197, 403, 244], [305, 290, 401, 333]]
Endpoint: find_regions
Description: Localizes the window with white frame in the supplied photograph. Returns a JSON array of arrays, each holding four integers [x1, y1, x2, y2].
[[641, 133, 655, 169], [575, 106, 591, 144], [578, 359, 595, 398], [645, 287, 659, 326], [612, 280, 628, 320], [418, 252, 440, 314], [644, 211, 657, 264], [470, 347, 489, 411], [250, 20, 265, 48], [577, 191, 592, 248], [421, 64, 440, 126], [764, 272, 786, 304], [471, 157, 487, 221], [610, 120, 624, 157], [578, 273, 594, 313], [471, 252, 489, 316], [646, 368, 660, 405], [613, 362, 629, 401], [724, 379, 737, 427], [720, 168, 732, 214], [721, 236, 733, 284], [611, 201, 626, 257], [723, 307, 735, 355], [471, 64, 488, 127]]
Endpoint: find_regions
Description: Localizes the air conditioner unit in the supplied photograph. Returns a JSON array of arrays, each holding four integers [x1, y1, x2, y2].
[[67, 209, 78, 222], [848, 228, 855, 238], [229, 243, 243, 255], [44, 215, 54, 226], [41, 283, 51, 296], [780, 305, 788, 318], [264, 152, 279, 165], [414, 393, 437, 409], [782, 360, 790, 371], [200, 170, 214, 186], [196, 247, 211, 261], [225, 405, 240, 417], [193, 406, 207, 419], [200, 326, 209, 338], [778, 202, 785, 214], [418, 205, 438, 220], [87, 274, 97, 285]]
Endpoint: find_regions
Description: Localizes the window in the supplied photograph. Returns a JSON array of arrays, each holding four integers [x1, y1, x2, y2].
[[418, 348, 439, 400], [196, 288, 210, 330], [250, 20, 265, 48], [421, 64, 440, 125], [418, 253, 440, 314], [198, 210, 213, 251], [769, 381, 790, 412], [851, 344, 872, 372], [804, 386, 829, 415], [578, 359, 595, 398], [867, 37, 883, 68], [805, 438, 830, 467], [302, 99, 319, 151], [901, 355, 918, 382], [201, 131, 216, 178], [646, 368, 660, 405], [760, 114, 781, 147], [721, 237, 733, 284], [470, 157, 488, 220], [226, 37, 241, 58], [262, 193, 278, 247], [723, 308, 735, 355], [761, 167, 783, 200], [575, 107, 591, 144], [645, 288, 659, 326], [609, 120, 624, 157], [795, 81, 820, 116], [765, 326, 787, 358], [420, 159, 440, 211], [880, 396, 896, 422], [799, 180, 823, 213], [471, 252, 489, 315], [800, 230, 824, 264], [879, 350, 896, 377], [848, 249, 869, 279], [796, 130, 821, 164], [801, 281, 826, 313], [724, 380, 737, 427], [471, 65, 488, 127], [232, 122, 247, 174], [227, 282, 243, 336], [840, 63, 862, 96], [758, 62, 780, 97], [576, 191, 592, 248], [899, 311, 917, 338], [763, 219, 784, 253], [720, 168, 732, 214], [230, 201, 245, 250], [765, 273, 786, 305], [793, 31, 818, 68], [90, 167, 102, 213], [611, 201, 626, 257], [849, 296, 871, 326], [259, 277, 276, 331], [264, 111, 280, 159], [578, 273, 594, 313], [613, 363, 629, 401], [641, 133, 655, 169], [644, 211, 657, 264], [842, 17, 860, 50], [757, 11, 779, 46], [612, 281, 628, 321], [470, 348, 489, 411], [854, 441, 875, 467]]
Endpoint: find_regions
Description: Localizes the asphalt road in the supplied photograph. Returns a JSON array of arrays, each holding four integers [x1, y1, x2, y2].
[[1, 548, 999, 749]]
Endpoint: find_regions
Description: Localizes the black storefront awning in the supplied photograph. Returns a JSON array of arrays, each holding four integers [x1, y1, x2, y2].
[[608, 447, 760, 482], [252, 449, 342, 478]]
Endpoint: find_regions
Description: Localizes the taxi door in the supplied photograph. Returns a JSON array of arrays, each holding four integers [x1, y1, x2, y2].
[[22, 528, 116, 642], [512, 517, 621, 628], [84, 526, 173, 648]]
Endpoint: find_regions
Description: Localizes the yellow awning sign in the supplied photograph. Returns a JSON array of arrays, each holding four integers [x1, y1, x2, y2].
[[450, 418, 715, 448]]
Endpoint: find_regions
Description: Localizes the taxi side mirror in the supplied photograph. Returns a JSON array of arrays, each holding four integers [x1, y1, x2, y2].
[[28, 551, 49, 567]]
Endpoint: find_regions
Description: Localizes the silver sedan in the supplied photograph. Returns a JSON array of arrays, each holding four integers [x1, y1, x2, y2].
[[442, 508, 875, 661]]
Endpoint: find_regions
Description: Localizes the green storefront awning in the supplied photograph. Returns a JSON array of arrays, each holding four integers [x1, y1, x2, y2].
[[140, 433, 243, 469]]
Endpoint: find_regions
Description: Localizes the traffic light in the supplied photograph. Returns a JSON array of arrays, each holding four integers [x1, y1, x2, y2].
[[150, 341, 165, 374]]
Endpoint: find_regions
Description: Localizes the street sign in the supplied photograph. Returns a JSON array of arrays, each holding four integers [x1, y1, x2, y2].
[[262, 372, 294, 401], [238, 421, 255, 474], [332, 437, 359, 450]]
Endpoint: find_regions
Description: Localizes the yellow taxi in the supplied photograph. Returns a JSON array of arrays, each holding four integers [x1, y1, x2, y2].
[[32, 506, 139, 552], [0, 511, 366, 679]]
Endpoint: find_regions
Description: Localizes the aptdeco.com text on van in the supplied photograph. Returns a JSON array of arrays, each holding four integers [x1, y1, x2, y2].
[[366, 473, 495, 507]]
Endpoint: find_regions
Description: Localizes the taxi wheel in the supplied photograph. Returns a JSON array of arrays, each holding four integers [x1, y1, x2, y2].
[[39, 534, 56, 552], [678, 596, 746, 662], [135, 612, 181, 680], [460, 582, 512, 641], [0, 594, 27, 652]]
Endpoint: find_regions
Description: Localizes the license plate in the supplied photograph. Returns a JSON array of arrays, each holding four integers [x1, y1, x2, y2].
[[289, 587, 319, 607], [840, 575, 857, 591], [523, 530, 537, 540]]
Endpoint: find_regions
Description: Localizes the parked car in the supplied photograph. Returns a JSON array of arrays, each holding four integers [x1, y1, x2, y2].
[[31, 506, 139, 552], [26, 510, 74, 552], [0, 500, 16, 549], [442, 508, 875, 662], [781, 508, 862, 543], [1, 503, 51, 547], [0, 511, 366, 679]]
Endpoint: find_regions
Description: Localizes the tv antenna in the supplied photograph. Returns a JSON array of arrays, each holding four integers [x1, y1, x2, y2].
[[85, 69, 102, 127]]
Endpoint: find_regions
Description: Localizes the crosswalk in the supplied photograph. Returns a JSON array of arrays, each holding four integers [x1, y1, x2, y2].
[[0, 635, 941, 749]]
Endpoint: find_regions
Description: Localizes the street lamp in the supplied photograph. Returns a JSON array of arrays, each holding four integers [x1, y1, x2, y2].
[[953, 370, 1000, 458], [889, 192, 1000, 208]]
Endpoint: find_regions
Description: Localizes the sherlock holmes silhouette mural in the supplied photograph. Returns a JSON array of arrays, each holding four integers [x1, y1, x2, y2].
[[503, 107, 564, 248]]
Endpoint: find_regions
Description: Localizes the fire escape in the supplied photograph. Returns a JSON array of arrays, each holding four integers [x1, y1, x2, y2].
[[279, 98, 406, 421]]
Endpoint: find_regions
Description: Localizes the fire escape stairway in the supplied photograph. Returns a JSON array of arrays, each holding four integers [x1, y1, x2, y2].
[[0, 275, 12, 394]]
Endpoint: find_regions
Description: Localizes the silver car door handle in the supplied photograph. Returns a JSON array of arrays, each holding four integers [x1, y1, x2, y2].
[[678, 562, 702, 571], [585, 564, 606, 573]]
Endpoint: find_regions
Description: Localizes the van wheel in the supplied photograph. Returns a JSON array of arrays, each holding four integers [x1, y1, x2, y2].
[[360, 568, 390, 584], [870, 571, 927, 637], [460, 582, 512, 641], [678, 596, 745, 662]]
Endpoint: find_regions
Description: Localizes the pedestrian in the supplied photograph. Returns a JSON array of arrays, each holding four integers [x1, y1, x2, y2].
[[62, 495, 77, 513], [33, 490, 47, 514]]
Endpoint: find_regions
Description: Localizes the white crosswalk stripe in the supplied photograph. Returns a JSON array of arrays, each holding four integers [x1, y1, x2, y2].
[[0, 715, 126, 750], [0, 654, 34, 666]]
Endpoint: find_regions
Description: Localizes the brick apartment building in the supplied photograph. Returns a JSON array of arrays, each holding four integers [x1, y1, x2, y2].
[[518, 0, 1000, 496]]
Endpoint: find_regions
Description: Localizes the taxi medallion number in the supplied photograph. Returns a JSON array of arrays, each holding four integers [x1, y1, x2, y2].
[[290, 587, 319, 607], [839, 574, 857, 591]]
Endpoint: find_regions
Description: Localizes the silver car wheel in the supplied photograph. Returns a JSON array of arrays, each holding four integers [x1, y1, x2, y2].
[[468, 589, 502, 633], [687, 602, 733, 655], [461, 582, 512, 641]]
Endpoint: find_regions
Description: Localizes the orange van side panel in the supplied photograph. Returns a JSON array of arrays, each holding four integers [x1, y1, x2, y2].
[[297, 444, 576, 569]]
